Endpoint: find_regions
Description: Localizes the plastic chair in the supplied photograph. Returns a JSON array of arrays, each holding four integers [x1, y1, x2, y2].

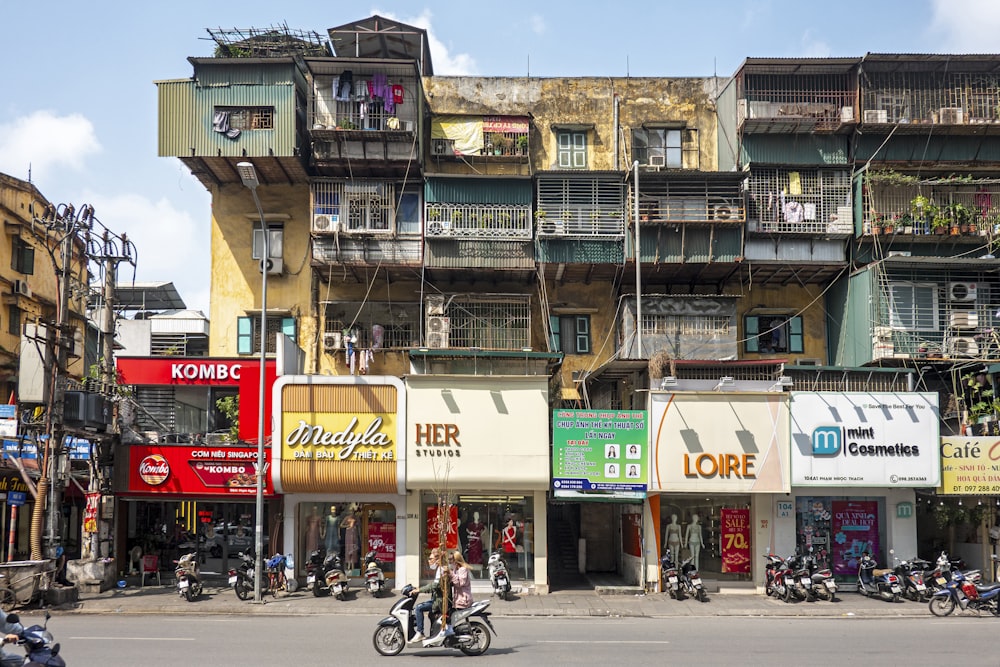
[[140, 554, 160, 587]]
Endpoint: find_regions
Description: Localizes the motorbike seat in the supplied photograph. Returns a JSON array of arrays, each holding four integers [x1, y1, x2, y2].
[[976, 582, 1000, 593], [872, 568, 893, 577]]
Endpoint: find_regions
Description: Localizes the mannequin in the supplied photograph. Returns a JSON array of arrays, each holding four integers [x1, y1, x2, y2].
[[343, 511, 360, 572], [325, 505, 341, 555], [466, 511, 485, 565], [502, 519, 517, 555], [305, 505, 322, 554], [684, 513, 704, 570], [665, 514, 682, 557]]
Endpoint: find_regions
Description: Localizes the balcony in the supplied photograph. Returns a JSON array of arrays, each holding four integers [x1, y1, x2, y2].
[[746, 167, 854, 236], [535, 208, 625, 237], [425, 204, 532, 240]]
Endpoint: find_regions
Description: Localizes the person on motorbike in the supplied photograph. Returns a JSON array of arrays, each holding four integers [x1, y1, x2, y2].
[[0, 613, 23, 665], [410, 549, 443, 642]]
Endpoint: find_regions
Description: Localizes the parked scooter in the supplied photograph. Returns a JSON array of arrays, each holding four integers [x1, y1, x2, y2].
[[372, 584, 496, 656], [801, 550, 837, 601], [661, 549, 683, 600], [893, 556, 931, 602], [763, 553, 787, 599], [856, 551, 901, 602], [364, 550, 386, 597], [174, 552, 203, 602], [679, 556, 708, 602], [5, 610, 66, 666], [487, 550, 512, 601], [929, 565, 1000, 616], [320, 553, 350, 600], [228, 550, 255, 601]]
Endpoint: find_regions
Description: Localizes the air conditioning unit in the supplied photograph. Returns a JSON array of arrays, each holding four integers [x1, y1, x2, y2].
[[322, 331, 343, 351], [949, 337, 980, 357], [13, 280, 30, 297], [426, 316, 451, 348], [431, 139, 455, 156], [312, 214, 340, 234], [426, 295, 446, 316], [840, 106, 855, 122], [260, 257, 283, 275], [863, 110, 888, 123], [426, 220, 453, 237], [950, 311, 979, 329], [647, 154, 666, 168], [938, 107, 965, 124], [873, 326, 893, 339], [711, 204, 739, 221], [949, 282, 977, 302]]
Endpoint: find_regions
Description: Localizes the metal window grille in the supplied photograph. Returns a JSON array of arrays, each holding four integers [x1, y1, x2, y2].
[[323, 302, 420, 349], [443, 295, 531, 350], [224, 107, 274, 130], [746, 167, 851, 233], [863, 71, 1000, 123], [641, 315, 731, 337]]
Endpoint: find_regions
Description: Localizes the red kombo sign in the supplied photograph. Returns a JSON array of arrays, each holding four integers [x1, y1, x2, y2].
[[126, 444, 276, 497]]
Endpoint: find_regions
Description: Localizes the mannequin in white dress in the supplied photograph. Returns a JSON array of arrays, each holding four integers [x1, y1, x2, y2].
[[684, 513, 704, 570]]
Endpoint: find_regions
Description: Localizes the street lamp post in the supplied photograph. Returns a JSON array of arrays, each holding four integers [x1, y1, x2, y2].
[[236, 161, 268, 603]]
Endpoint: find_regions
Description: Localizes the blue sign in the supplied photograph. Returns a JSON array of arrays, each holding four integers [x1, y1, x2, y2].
[[811, 426, 842, 455], [7, 492, 26, 507], [66, 438, 92, 461], [0, 406, 15, 419]]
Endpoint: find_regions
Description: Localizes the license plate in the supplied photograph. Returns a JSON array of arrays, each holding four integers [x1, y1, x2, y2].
[[801, 577, 811, 586], [824, 581, 836, 590], [179, 580, 189, 589], [891, 585, 901, 593], [916, 583, 926, 591], [307, 575, 315, 584], [228, 576, 237, 585], [497, 577, 508, 586], [785, 578, 795, 585], [691, 578, 702, 586], [668, 576, 678, 583], [936, 577, 947, 585]]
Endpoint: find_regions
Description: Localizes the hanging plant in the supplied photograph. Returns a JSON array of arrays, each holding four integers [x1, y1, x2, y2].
[[933, 503, 953, 529]]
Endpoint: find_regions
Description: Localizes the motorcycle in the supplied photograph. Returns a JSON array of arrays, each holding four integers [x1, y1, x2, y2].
[[487, 550, 512, 601], [857, 552, 901, 602], [678, 556, 708, 602], [4, 611, 65, 667], [372, 584, 496, 657], [174, 552, 203, 602], [893, 556, 931, 602], [801, 551, 837, 601], [364, 550, 386, 597], [661, 549, 682, 600], [929, 566, 1000, 616], [312, 552, 350, 600], [228, 550, 254, 601], [763, 553, 787, 599]]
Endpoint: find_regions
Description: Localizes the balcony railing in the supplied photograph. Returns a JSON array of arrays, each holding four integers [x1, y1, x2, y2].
[[863, 174, 1000, 237], [425, 204, 532, 240], [534, 208, 626, 237]]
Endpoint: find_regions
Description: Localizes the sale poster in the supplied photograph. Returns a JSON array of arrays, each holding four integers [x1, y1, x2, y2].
[[720, 508, 751, 573], [367, 522, 396, 563], [84, 492, 100, 534], [831, 500, 879, 576], [426, 505, 459, 550]]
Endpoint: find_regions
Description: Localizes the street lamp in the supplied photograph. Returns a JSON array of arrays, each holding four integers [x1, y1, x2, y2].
[[237, 161, 268, 603]]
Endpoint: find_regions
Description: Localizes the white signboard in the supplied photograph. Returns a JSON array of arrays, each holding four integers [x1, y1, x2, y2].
[[0, 419, 16, 439], [790, 392, 940, 487]]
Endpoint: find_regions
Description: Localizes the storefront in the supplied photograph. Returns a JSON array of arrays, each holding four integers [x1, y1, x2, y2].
[[404, 376, 550, 594], [647, 392, 790, 590], [274, 376, 406, 584], [118, 443, 278, 572], [788, 392, 940, 578]]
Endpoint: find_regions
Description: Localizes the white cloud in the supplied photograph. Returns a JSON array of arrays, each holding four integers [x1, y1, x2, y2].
[[0, 111, 101, 181], [80, 190, 209, 313], [529, 14, 547, 36], [370, 8, 477, 74], [929, 0, 1000, 50]]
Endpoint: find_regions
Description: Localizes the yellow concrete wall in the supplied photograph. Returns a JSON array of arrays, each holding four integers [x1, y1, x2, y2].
[[737, 283, 828, 363]]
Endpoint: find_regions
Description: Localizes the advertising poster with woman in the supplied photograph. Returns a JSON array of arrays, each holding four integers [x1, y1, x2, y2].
[[831, 500, 879, 576]]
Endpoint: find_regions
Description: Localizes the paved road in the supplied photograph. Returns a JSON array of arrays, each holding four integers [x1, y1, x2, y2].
[[30, 613, 1000, 666]]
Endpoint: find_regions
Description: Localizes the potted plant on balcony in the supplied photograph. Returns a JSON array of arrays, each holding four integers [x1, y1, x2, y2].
[[516, 135, 529, 155], [931, 210, 950, 235], [946, 202, 973, 233]]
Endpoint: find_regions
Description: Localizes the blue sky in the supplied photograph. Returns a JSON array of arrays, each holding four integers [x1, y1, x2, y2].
[[2, 0, 998, 315]]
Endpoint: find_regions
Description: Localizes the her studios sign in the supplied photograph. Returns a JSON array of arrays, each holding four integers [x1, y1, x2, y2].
[[790, 393, 940, 487]]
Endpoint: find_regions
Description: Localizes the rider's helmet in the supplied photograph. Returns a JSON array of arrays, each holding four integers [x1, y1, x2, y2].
[[367, 561, 379, 571]]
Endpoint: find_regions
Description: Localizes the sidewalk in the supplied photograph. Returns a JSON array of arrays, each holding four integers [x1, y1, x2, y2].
[[53, 579, 935, 618]]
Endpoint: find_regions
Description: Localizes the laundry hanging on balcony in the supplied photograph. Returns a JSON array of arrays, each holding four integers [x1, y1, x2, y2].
[[212, 111, 240, 140]]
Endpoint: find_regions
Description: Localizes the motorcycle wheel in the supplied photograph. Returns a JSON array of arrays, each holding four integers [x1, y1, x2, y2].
[[783, 585, 794, 603], [372, 625, 405, 656], [928, 596, 956, 617], [312, 582, 328, 597], [504, 589, 512, 601], [458, 620, 492, 656], [813, 586, 830, 601], [891, 593, 900, 603], [184, 586, 196, 602], [697, 588, 708, 603], [234, 580, 251, 601]]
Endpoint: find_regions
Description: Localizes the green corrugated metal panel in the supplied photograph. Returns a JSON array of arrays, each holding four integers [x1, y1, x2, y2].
[[425, 178, 532, 204], [717, 77, 740, 171], [424, 240, 534, 268], [157, 80, 195, 157], [856, 135, 1000, 162], [830, 269, 874, 366], [638, 226, 742, 263], [534, 239, 624, 264], [188, 81, 299, 157], [741, 135, 849, 165], [194, 63, 297, 87]]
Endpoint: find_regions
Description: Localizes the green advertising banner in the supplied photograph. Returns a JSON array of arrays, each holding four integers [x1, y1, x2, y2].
[[552, 409, 647, 498]]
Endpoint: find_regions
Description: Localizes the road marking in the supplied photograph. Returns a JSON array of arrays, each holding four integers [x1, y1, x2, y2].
[[69, 637, 196, 641], [538, 640, 671, 644]]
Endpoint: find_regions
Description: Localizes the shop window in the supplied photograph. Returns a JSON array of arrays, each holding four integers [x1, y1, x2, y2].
[[744, 315, 803, 354], [237, 315, 296, 355], [297, 502, 395, 577], [795, 497, 885, 577], [659, 497, 752, 580], [550, 314, 591, 354]]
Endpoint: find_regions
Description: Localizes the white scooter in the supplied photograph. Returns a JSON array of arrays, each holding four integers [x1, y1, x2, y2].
[[174, 552, 203, 602], [372, 584, 496, 656], [364, 550, 386, 597], [487, 550, 512, 600]]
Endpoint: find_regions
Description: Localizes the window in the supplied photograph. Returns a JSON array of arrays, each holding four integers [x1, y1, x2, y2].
[[888, 282, 939, 331], [223, 106, 274, 130], [322, 302, 420, 349], [550, 315, 591, 354], [252, 226, 284, 260], [7, 306, 20, 336], [556, 131, 587, 169], [237, 316, 296, 355], [744, 315, 803, 354], [396, 191, 421, 235], [633, 128, 681, 168], [11, 238, 34, 275]]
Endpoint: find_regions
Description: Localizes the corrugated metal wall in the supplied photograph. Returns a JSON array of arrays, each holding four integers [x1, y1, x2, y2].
[[535, 239, 624, 264], [637, 226, 742, 263], [716, 77, 740, 172], [855, 135, 1000, 163], [425, 177, 533, 204], [424, 240, 534, 268], [829, 269, 874, 366], [157, 80, 195, 157], [742, 135, 849, 165]]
